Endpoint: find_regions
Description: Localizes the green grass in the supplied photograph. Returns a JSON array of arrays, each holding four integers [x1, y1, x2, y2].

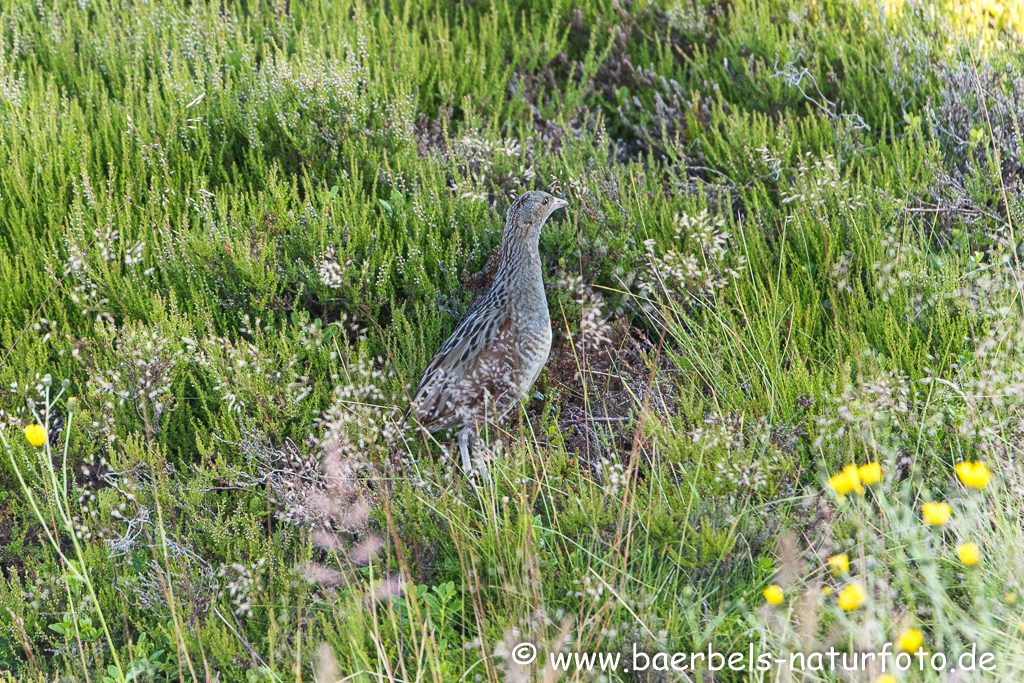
[[1, 0, 1023, 680]]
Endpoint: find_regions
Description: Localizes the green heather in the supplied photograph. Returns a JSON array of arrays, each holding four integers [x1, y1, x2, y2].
[[1, 0, 1023, 679]]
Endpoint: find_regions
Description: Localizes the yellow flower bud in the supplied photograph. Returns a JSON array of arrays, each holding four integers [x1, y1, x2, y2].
[[957, 543, 980, 566], [955, 461, 991, 489], [763, 584, 784, 605], [828, 554, 850, 576], [828, 464, 864, 499], [858, 462, 882, 485], [897, 628, 923, 653], [837, 583, 866, 611], [24, 424, 46, 448], [922, 501, 951, 525]]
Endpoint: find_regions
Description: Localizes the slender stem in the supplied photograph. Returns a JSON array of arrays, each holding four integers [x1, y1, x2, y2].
[[2, 440, 64, 561], [62, 402, 73, 500], [64, 579, 94, 683], [60, 408, 125, 678], [12, 398, 125, 679]]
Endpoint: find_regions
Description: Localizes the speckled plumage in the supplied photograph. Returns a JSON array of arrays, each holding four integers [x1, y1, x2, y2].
[[409, 191, 568, 471]]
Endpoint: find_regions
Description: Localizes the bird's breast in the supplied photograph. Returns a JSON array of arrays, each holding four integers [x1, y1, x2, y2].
[[514, 317, 551, 366]]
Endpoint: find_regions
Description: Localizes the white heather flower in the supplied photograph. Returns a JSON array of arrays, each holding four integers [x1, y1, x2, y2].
[[318, 246, 345, 289]]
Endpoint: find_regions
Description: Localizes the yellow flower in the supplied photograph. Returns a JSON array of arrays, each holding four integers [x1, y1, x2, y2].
[[875, 676, 897, 683], [828, 464, 864, 499], [1006, 592, 1017, 604], [24, 424, 46, 448], [837, 583, 866, 611], [822, 586, 833, 596], [897, 628, 923, 653], [828, 554, 850, 576], [858, 462, 882, 485], [958, 543, 980, 566], [955, 462, 991, 489], [763, 584, 784, 605], [922, 501, 952, 525]]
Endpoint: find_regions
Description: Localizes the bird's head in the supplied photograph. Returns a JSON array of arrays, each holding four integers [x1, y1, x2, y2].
[[503, 191, 568, 242]]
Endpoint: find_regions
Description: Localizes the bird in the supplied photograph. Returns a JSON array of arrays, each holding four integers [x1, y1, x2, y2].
[[408, 190, 568, 473]]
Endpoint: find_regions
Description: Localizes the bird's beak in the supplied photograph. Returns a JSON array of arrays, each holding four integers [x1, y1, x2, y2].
[[551, 198, 569, 212]]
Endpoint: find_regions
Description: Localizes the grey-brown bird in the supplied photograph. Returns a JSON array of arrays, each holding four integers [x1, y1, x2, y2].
[[409, 191, 568, 472]]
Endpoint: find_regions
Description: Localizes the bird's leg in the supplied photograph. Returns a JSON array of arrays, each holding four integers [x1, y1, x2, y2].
[[458, 427, 473, 474], [459, 428, 491, 481]]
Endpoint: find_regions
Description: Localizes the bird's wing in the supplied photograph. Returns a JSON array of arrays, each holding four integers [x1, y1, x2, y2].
[[409, 302, 513, 431]]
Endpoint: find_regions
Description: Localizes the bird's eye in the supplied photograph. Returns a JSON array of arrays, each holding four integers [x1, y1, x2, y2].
[[543, 197, 549, 204]]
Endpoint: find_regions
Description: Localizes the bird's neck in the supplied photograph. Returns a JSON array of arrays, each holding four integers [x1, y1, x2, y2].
[[497, 230, 545, 308]]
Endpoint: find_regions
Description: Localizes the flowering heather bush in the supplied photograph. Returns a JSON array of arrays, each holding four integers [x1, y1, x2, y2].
[[0, 0, 1023, 680], [641, 209, 747, 306]]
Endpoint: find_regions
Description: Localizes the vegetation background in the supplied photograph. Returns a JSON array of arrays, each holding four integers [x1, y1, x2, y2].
[[0, 0, 1023, 680]]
